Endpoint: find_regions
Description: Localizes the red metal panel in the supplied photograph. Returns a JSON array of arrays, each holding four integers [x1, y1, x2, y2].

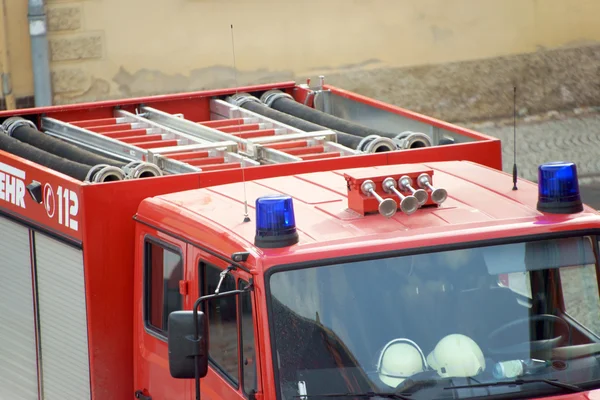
[[71, 118, 118, 128], [198, 162, 240, 171], [120, 134, 164, 144], [299, 152, 340, 160], [186, 157, 225, 166], [200, 118, 245, 127], [133, 139, 179, 149], [219, 123, 262, 133], [265, 140, 308, 150], [236, 129, 276, 139], [0, 149, 83, 242], [104, 129, 151, 139], [88, 124, 133, 133], [166, 151, 210, 160], [284, 146, 324, 156]]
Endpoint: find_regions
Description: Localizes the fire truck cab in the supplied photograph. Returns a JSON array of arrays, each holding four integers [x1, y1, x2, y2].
[[134, 160, 600, 400], [1, 81, 600, 400]]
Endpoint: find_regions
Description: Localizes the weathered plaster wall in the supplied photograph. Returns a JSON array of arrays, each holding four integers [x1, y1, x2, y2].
[[3, 0, 600, 120], [325, 44, 600, 122], [0, 0, 35, 107]]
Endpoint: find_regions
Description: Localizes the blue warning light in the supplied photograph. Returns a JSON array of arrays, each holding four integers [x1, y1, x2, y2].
[[254, 194, 299, 248], [537, 162, 583, 214]]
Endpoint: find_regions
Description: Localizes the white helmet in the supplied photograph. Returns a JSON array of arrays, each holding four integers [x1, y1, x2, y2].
[[377, 338, 428, 388], [426, 334, 486, 378]]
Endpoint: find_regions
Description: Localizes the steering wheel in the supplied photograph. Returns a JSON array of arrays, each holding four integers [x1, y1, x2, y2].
[[487, 314, 571, 356]]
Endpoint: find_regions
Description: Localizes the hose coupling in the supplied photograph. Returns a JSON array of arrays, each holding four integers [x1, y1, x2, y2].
[[85, 164, 126, 183], [121, 161, 163, 179], [356, 135, 397, 153], [1, 117, 37, 137], [227, 93, 261, 108], [392, 131, 432, 150], [260, 90, 294, 108]]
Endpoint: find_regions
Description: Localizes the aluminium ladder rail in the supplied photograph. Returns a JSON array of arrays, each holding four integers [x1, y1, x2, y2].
[[208, 99, 359, 162], [40, 111, 259, 174], [140, 101, 360, 164], [40, 97, 361, 175]]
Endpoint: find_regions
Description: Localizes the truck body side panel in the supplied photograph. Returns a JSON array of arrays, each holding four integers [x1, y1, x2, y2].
[[79, 174, 204, 400], [0, 151, 83, 243]]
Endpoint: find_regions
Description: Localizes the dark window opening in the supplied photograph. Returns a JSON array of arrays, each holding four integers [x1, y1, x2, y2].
[[203, 263, 240, 385], [240, 279, 257, 395], [145, 239, 183, 335]]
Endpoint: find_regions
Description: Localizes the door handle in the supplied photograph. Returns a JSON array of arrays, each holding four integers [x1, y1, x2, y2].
[[135, 389, 152, 400]]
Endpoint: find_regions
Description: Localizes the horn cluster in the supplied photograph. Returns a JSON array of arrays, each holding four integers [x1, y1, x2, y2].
[[358, 173, 447, 218]]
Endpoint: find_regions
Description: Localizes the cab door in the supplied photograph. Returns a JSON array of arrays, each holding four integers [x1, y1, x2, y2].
[[187, 246, 260, 400], [134, 231, 189, 399]]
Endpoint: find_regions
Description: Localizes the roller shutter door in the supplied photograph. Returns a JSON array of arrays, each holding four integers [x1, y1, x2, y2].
[[0, 216, 39, 400], [35, 232, 90, 400]]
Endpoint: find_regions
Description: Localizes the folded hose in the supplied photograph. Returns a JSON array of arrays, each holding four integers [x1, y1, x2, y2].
[[0, 129, 124, 182], [228, 94, 397, 153], [261, 90, 402, 140], [2, 117, 126, 167], [1, 117, 164, 179]]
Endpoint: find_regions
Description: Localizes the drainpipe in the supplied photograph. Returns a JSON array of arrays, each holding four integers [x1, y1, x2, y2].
[[28, 0, 52, 107], [0, 0, 15, 109]]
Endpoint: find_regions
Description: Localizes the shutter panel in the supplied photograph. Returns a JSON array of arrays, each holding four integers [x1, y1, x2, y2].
[[0, 217, 39, 400], [35, 232, 91, 399]]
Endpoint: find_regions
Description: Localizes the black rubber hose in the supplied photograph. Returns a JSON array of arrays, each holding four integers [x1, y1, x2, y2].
[[0, 132, 95, 181], [269, 96, 399, 140], [11, 124, 127, 168], [241, 101, 365, 149]]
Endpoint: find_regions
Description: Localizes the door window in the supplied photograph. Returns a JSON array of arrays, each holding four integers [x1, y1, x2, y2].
[[200, 263, 259, 396], [204, 263, 240, 386], [144, 239, 184, 336], [240, 279, 257, 395], [560, 263, 600, 336]]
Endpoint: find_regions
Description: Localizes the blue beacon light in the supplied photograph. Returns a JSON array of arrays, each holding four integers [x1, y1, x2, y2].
[[536, 161, 583, 214], [254, 194, 299, 248]]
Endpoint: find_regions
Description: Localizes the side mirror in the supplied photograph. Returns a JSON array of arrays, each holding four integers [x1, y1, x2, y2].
[[167, 310, 209, 379]]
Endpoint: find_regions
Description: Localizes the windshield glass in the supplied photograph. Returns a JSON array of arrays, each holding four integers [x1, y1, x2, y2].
[[268, 235, 600, 399]]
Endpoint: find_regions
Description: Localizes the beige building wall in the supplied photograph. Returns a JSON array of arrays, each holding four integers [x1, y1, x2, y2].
[[0, 0, 35, 107], [2, 0, 600, 120]]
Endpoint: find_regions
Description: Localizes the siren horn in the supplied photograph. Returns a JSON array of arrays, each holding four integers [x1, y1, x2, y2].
[[360, 179, 398, 218], [382, 177, 419, 215], [417, 173, 447, 205], [398, 175, 428, 206]]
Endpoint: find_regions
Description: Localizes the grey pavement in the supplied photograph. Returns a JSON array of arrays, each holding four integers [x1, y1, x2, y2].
[[460, 109, 600, 210]]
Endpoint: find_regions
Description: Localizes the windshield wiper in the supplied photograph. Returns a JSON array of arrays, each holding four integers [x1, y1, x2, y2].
[[293, 391, 412, 399], [446, 378, 584, 393]]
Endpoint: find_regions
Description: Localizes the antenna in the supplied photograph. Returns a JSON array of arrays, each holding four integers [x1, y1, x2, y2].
[[230, 24, 251, 222], [512, 86, 518, 191]]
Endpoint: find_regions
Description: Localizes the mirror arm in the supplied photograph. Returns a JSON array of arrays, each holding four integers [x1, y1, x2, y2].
[[214, 265, 237, 294], [190, 280, 254, 400]]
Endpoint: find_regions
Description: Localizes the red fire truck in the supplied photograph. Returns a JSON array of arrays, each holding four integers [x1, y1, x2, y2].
[[1, 79, 600, 400]]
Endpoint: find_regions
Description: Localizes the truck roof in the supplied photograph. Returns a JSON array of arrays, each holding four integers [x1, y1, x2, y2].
[[138, 159, 600, 269]]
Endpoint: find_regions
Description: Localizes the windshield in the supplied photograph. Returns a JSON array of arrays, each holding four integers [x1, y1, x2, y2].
[[268, 235, 600, 399]]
